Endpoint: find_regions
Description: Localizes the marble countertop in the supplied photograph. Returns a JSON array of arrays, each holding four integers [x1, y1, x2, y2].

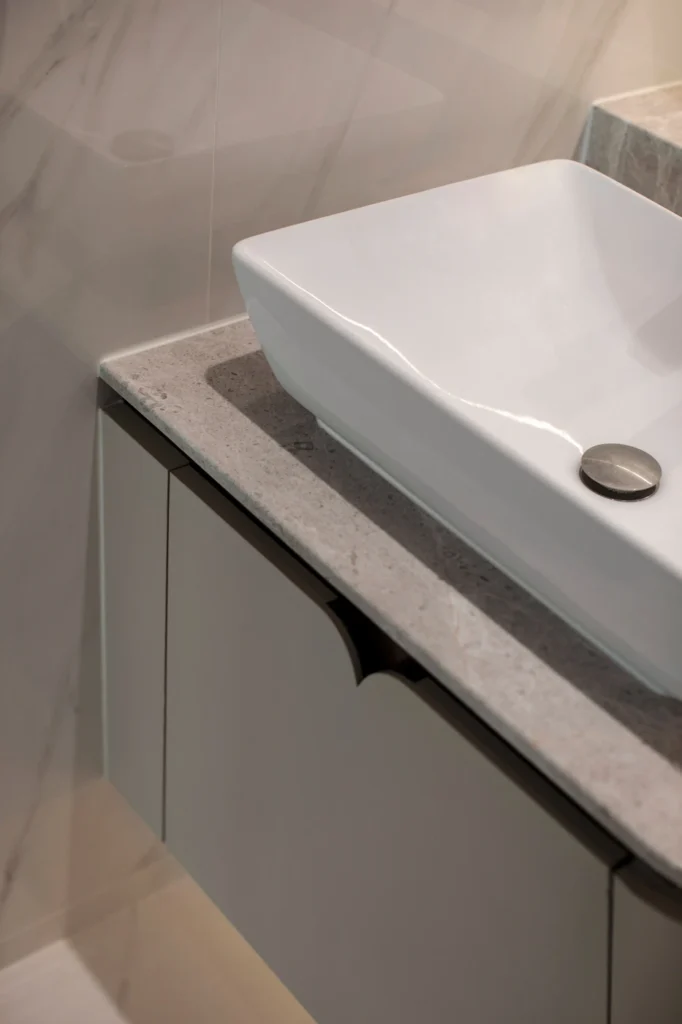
[[102, 317, 682, 887], [598, 81, 682, 147], [586, 81, 682, 216]]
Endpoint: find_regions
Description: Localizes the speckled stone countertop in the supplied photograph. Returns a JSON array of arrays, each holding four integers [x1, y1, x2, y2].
[[102, 318, 682, 887], [586, 81, 682, 215]]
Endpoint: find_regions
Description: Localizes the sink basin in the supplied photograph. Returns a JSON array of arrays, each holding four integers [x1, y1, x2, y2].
[[233, 159, 682, 698]]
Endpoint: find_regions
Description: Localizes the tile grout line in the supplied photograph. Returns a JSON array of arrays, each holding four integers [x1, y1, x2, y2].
[[299, 0, 399, 223], [205, 0, 224, 324]]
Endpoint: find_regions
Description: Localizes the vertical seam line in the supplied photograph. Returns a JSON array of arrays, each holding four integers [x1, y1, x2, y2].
[[98, 412, 110, 776], [161, 470, 172, 841], [205, 0, 223, 322], [607, 867, 614, 1024]]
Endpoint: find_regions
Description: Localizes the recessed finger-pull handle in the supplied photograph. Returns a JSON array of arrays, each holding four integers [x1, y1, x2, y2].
[[326, 596, 421, 683]]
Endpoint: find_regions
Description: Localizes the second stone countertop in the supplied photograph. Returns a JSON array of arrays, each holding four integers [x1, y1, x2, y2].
[[102, 317, 682, 887], [586, 81, 682, 216]]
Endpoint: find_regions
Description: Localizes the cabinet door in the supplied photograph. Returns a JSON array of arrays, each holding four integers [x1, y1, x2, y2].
[[100, 404, 186, 836], [306, 671, 615, 1024], [165, 467, 358, 909], [611, 871, 682, 1023], [166, 467, 618, 1024]]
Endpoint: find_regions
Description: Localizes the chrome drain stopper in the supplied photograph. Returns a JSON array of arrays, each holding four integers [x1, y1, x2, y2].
[[580, 443, 661, 501]]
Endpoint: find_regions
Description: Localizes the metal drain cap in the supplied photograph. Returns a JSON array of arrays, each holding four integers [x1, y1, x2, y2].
[[580, 444, 662, 500]]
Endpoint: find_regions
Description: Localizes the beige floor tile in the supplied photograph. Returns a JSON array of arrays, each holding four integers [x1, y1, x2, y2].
[[69, 874, 316, 1024], [0, 940, 125, 1024]]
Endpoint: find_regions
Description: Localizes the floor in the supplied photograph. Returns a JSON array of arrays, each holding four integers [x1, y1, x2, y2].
[[0, 782, 315, 1024], [0, 943, 126, 1024]]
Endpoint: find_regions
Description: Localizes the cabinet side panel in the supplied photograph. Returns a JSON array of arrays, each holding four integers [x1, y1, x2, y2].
[[100, 407, 184, 836]]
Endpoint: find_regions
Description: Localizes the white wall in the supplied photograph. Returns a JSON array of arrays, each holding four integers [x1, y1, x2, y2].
[[0, 0, 680, 960]]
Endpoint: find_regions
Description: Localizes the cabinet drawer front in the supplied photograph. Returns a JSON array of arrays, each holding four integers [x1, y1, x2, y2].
[[247, 669, 610, 1024], [165, 466, 360, 905], [165, 464, 611, 1024]]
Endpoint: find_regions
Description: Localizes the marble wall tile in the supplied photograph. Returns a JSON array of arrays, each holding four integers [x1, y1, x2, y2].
[[0, 0, 221, 350], [0, 0, 220, 962], [209, 0, 682, 318], [208, 0, 395, 318]]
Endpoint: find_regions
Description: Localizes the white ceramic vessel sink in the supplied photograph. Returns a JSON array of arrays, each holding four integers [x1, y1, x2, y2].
[[234, 160, 682, 698]]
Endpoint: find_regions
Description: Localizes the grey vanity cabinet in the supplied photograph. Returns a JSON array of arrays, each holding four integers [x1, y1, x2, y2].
[[164, 465, 620, 1024], [102, 405, 682, 1024]]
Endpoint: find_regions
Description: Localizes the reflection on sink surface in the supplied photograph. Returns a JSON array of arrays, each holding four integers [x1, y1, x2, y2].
[[233, 159, 682, 698]]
